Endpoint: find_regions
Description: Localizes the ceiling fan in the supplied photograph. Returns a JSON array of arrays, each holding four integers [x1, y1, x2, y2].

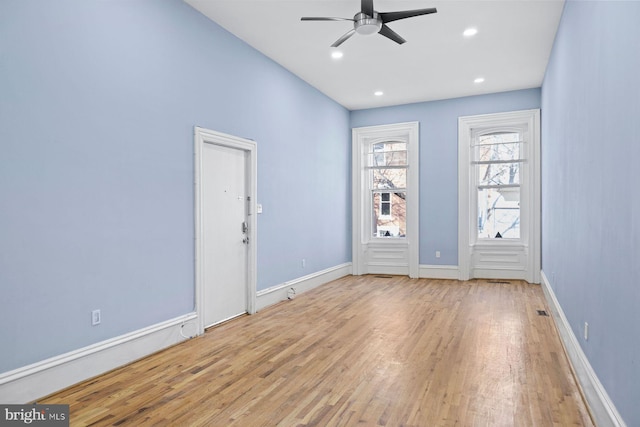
[[301, 0, 437, 47]]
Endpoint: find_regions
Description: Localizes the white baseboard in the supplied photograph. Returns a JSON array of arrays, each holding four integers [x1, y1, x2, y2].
[[1, 263, 353, 403], [0, 312, 198, 404], [419, 264, 459, 280], [540, 271, 626, 427], [256, 263, 352, 311]]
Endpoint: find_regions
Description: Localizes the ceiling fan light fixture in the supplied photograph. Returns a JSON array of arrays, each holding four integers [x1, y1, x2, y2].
[[355, 23, 381, 35], [331, 51, 344, 59], [374, 91, 384, 96], [474, 77, 485, 84], [354, 12, 382, 35]]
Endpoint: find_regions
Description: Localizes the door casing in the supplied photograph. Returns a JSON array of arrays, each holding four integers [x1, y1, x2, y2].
[[194, 127, 257, 335]]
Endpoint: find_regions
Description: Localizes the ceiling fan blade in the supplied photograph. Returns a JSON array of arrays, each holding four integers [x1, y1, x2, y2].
[[378, 24, 406, 44], [379, 8, 437, 24], [361, 0, 374, 17], [301, 17, 354, 22], [331, 29, 356, 47]]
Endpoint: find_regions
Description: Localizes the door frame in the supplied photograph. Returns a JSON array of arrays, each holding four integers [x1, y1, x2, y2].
[[352, 122, 420, 278], [457, 109, 540, 283], [194, 126, 257, 335]]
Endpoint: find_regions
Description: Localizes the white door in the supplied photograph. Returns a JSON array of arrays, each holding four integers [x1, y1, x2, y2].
[[201, 142, 248, 328]]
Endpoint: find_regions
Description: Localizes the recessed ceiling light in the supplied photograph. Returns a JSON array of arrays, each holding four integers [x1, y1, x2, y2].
[[374, 91, 384, 96], [331, 51, 343, 59], [474, 77, 485, 84], [463, 28, 478, 37]]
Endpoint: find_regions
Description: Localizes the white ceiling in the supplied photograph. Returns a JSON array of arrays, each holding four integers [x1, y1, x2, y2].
[[185, 0, 565, 110]]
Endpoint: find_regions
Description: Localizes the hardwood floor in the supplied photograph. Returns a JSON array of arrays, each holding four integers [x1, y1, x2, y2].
[[42, 276, 593, 426]]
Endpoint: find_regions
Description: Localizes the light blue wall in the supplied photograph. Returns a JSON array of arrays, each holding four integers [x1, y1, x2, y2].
[[0, 0, 350, 373], [541, 1, 640, 424], [350, 89, 541, 266]]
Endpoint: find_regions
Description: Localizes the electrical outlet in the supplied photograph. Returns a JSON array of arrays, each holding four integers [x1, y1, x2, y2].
[[287, 287, 296, 300], [435, 251, 441, 258], [92, 309, 101, 326], [302, 258, 306, 268]]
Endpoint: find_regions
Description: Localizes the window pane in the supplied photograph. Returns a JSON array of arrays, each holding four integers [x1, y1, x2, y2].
[[475, 132, 522, 163], [476, 142, 521, 162], [370, 142, 407, 167], [372, 192, 406, 238], [478, 132, 520, 144], [477, 188, 520, 239], [478, 163, 520, 186], [373, 168, 406, 189]]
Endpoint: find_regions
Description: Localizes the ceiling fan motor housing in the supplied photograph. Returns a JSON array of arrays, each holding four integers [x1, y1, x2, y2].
[[354, 12, 382, 35]]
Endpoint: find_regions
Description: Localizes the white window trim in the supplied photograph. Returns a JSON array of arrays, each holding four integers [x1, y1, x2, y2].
[[458, 110, 540, 283], [352, 122, 419, 278]]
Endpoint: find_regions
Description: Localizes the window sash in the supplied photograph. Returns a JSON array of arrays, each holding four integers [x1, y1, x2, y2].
[[472, 131, 526, 241], [477, 184, 520, 190], [471, 140, 526, 147], [472, 159, 526, 165]]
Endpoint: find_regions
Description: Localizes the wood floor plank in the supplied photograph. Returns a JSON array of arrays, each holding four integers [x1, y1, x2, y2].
[[41, 276, 593, 426]]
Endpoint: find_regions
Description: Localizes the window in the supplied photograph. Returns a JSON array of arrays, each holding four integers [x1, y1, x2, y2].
[[473, 130, 524, 239], [353, 121, 419, 277], [368, 141, 407, 238], [458, 109, 540, 283]]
